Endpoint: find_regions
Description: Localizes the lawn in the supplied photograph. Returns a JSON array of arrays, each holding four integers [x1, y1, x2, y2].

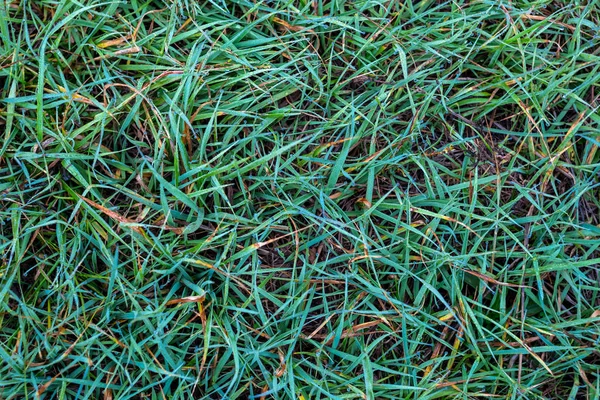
[[1, 0, 600, 398]]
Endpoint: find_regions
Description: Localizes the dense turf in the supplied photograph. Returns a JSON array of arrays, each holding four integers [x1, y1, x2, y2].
[[1, 0, 600, 398]]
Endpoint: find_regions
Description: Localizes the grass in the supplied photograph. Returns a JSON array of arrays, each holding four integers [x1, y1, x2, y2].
[[1, 0, 600, 398]]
